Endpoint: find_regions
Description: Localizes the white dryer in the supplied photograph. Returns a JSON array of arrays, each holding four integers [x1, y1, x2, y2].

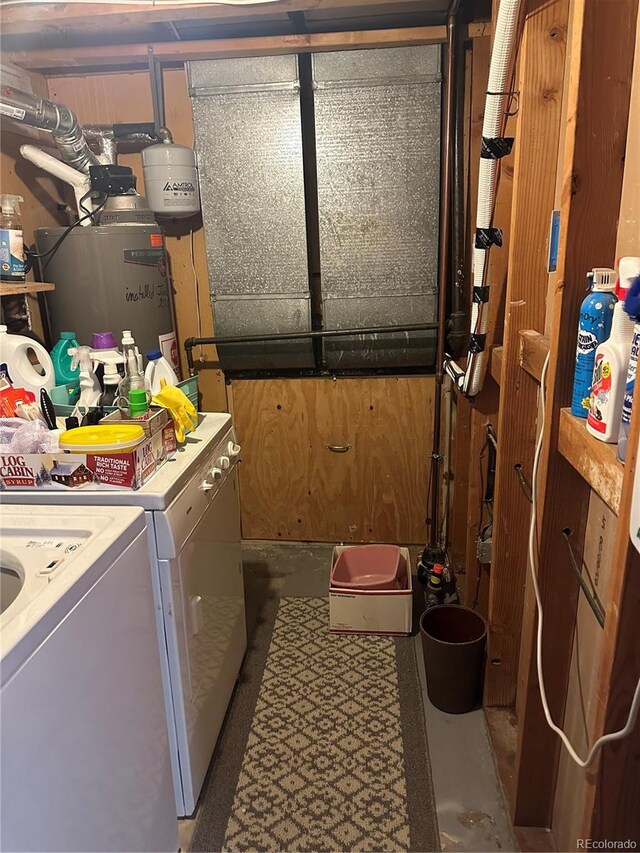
[[3, 413, 247, 816], [0, 506, 178, 852]]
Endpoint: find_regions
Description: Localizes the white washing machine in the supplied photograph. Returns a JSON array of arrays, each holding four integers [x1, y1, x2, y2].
[[3, 413, 247, 817], [0, 506, 178, 853]]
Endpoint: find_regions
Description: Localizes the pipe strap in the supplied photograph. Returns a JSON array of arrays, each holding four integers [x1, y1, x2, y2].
[[481, 136, 514, 160], [475, 228, 503, 250], [469, 333, 486, 354], [473, 286, 490, 304]]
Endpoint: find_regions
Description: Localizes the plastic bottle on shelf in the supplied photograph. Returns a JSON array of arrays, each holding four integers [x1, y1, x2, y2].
[[0, 195, 25, 282], [0, 324, 54, 396], [50, 331, 80, 386], [587, 260, 637, 442], [617, 260, 640, 461], [144, 349, 179, 395], [99, 362, 121, 408], [570, 269, 617, 418]]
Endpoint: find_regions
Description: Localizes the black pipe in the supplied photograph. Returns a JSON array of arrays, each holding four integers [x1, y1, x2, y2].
[[431, 0, 461, 550], [448, 14, 468, 359], [184, 322, 439, 373]]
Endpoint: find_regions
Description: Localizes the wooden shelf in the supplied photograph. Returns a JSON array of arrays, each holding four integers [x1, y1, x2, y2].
[[557, 409, 624, 514], [0, 281, 55, 297]]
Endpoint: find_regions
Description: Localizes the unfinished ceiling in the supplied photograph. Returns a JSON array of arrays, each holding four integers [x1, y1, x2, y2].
[[0, 0, 490, 53]]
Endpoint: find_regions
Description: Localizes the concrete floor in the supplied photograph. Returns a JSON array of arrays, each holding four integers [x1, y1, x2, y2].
[[180, 542, 517, 853]]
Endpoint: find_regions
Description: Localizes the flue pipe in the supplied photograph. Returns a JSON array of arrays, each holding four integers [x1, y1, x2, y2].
[[0, 86, 98, 174]]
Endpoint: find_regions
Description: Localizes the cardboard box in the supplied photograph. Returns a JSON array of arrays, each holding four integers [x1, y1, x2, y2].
[[329, 546, 413, 636], [0, 421, 176, 491], [100, 406, 169, 438]]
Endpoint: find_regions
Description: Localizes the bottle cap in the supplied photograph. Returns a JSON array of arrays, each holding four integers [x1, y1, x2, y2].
[[122, 330, 135, 346], [617, 257, 640, 303], [60, 331, 77, 340], [92, 331, 118, 350], [128, 388, 148, 417], [591, 268, 616, 293], [146, 349, 162, 361], [65, 416, 79, 430], [432, 563, 444, 574]]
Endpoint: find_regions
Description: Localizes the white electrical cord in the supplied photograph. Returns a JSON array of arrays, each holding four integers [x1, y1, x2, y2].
[[0, 0, 283, 7], [530, 352, 640, 767]]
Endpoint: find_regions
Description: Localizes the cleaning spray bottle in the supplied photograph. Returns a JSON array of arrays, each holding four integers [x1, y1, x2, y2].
[[69, 346, 102, 415], [571, 269, 617, 417], [117, 330, 150, 407], [587, 261, 636, 442], [617, 259, 640, 461], [0, 195, 25, 282]]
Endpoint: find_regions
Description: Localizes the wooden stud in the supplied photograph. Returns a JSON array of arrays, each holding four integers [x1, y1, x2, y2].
[[518, 330, 550, 383], [8, 26, 446, 72], [485, 0, 569, 709], [490, 346, 503, 386], [512, 0, 638, 826]]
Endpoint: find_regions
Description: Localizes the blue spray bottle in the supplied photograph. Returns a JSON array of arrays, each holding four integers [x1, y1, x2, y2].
[[571, 268, 617, 418]]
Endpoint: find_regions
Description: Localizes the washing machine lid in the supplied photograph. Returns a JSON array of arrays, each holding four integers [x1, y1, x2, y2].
[[0, 413, 232, 511], [0, 506, 145, 683]]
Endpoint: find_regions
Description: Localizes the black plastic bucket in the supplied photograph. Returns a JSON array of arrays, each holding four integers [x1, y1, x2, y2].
[[419, 605, 487, 714]]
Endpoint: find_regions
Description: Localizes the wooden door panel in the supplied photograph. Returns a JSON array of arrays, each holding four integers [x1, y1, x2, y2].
[[233, 376, 433, 543]]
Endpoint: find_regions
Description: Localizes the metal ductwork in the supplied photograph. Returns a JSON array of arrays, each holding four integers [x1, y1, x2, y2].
[[0, 87, 99, 174]]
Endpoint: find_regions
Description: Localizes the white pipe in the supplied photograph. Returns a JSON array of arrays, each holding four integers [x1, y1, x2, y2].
[[460, 0, 522, 397], [20, 144, 92, 224]]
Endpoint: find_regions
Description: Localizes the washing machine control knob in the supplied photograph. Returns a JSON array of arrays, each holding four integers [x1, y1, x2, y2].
[[227, 441, 241, 458], [200, 480, 215, 493], [218, 455, 230, 470], [210, 466, 222, 480]]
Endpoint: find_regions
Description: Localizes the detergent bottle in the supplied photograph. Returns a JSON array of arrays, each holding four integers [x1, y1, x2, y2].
[[69, 345, 102, 413], [570, 269, 617, 417], [144, 349, 178, 395], [0, 324, 54, 396], [617, 259, 640, 461], [50, 331, 80, 386], [0, 194, 25, 282], [587, 261, 636, 442]]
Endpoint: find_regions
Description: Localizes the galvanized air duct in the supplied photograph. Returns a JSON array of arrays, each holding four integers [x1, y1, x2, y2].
[[0, 87, 99, 174]]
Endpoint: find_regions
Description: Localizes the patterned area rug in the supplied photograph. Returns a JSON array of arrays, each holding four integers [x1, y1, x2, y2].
[[192, 597, 438, 853]]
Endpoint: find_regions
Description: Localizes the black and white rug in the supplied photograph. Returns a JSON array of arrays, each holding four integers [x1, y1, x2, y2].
[[192, 597, 438, 853]]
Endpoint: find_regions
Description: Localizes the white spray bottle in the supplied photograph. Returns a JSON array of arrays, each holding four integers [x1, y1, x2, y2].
[[69, 346, 102, 415], [587, 259, 637, 442]]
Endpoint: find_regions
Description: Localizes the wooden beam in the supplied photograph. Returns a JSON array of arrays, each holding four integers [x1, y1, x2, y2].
[[485, 0, 569, 709], [518, 329, 550, 383], [512, 0, 638, 826], [0, 0, 445, 36], [490, 345, 503, 385], [557, 409, 624, 515], [8, 25, 447, 71]]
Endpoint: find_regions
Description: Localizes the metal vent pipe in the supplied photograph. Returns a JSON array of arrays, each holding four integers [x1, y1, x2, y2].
[[0, 87, 99, 174]]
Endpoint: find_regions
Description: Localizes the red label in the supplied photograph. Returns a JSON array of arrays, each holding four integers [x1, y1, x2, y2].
[[88, 453, 136, 488], [587, 353, 611, 432], [150, 233, 163, 248]]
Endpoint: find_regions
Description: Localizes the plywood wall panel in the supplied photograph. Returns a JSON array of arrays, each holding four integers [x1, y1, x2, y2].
[[233, 376, 433, 543], [46, 69, 226, 411]]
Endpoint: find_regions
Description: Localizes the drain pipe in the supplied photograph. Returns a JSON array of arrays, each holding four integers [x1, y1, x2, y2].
[[430, 0, 461, 551], [0, 87, 99, 174], [20, 145, 92, 224], [444, 0, 523, 397]]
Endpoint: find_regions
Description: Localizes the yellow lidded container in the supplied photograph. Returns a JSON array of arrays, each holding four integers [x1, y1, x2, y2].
[[60, 425, 145, 454]]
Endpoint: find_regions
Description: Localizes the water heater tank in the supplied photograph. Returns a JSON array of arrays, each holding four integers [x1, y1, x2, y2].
[[35, 207, 178, 369], [142, 140, 200, 218]]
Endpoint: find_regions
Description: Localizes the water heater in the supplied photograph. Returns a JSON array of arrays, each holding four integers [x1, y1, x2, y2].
[[142, 140, 200, 218], [35, 196, 178, 367]]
